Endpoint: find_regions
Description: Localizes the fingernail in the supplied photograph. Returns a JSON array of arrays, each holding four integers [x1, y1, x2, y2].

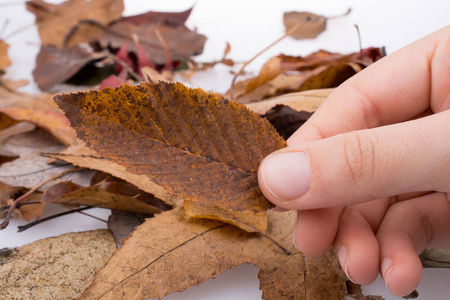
[[381, 257, 394, 290], [336, 244, 354, 282], [260, 151, 311, 201]]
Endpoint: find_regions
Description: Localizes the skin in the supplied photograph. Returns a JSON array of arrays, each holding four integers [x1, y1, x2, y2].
[[257, 26, 450, 297]]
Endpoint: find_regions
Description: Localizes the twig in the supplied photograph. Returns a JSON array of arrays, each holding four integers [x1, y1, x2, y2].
[[3, 23, 37, 41], [0, 201, 43, 212], [110, 53, 144, 81], [354, 24, 363, 58], [229, 17, 311, 100], [0, 20, 8, 39], [77, 210, 108, 223], [326, 8, 352, 20], [17, 206, 92, 232], [0, 167, 83, 230], [155, 28, 173, 70]]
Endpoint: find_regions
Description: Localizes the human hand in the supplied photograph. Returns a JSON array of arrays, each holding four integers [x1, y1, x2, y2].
[[258, 26, 450, 297]]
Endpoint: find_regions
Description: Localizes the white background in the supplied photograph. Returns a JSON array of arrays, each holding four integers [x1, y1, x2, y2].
[[1, 0, 449, 299]]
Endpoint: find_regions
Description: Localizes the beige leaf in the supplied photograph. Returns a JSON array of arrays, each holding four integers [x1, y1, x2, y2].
[[0, 230, 116, 300], [80, 207, 347, 299]]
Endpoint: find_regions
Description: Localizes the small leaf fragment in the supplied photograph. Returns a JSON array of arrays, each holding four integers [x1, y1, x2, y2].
[[283, 11, 327, 40]]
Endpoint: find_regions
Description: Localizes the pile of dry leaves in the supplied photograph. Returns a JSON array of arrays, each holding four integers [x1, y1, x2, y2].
[[2, 1, 446, 299]]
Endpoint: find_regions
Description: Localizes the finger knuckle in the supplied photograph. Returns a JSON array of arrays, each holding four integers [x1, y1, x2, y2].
[[340, 132, 377, 191]]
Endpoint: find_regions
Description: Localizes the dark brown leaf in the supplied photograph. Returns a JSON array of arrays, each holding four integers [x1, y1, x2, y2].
[[261, 104, 313, 139], [55, 82, 286, 232], [33, 44, 108, 91], [39, 181, 164, 215]]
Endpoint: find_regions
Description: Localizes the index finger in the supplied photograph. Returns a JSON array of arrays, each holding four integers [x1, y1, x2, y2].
[[288, 25, 450, 145]]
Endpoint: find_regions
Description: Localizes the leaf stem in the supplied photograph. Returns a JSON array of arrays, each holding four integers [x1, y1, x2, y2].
[[0, 167, 83, 230], [229, 17, 310, 100], [17, 206, 92, 232], [259, 231, 291, 255]]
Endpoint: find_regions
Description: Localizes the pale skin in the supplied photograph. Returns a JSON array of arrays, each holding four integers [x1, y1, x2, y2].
[[258, 26, 450, 297]]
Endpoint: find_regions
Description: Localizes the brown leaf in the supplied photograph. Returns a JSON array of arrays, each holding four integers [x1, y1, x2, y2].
[[261, 105, 313, 139], [0, 128, 93, 190], [80, 207, 347, 299], [55, 82, 286, 232], [0, 40, 11, 73], [97, 22, 207, 65], [115, 7, 193, 26], [0, 82, 76, 146], [107, 210, 148, 247], [40, 180, 165, 215], [0, 229, 116, 299], [0, 182, 43, 221], [247, 88, 332, 114], [283, 11, 327, 40], [26, 0, 124, 47], [228, 50, 383, 103], [33, 44, 108, 91]]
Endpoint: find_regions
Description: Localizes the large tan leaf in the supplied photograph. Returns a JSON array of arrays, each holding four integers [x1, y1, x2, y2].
[[80, 207, 347, 299], [55, 82, 286, 232], [26, 0, 124, 47], [0, 229, 116, 299]]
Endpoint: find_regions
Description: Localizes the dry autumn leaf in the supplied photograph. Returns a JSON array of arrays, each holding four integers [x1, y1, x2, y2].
[[39, 180, 166, 215], [26, 0, 124, 48], [80, 207, 347, 300], [261, 105, 313, 140], [97, 18, 207, 66], [0, 80, 76, 146], [33, 44, 108, 91], [228, 50, 383, 103], [0, 40, 11, 73], [0, 229, 116, 299], [55, 82, 286, 232], [283, 9, 351, 40], [283, 11, 327, 40]]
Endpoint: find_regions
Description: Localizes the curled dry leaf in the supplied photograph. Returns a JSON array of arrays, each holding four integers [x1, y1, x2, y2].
[[0, 230, 116, 299], [80, 207, 347, 300], [26, 0, 124, 47], [420, 248, 450, 268], [0, 81, 76, 146], [54, 82, 286, 232], [0, 182, 44, 221], [108, 210, 148, 247], [40, 180, 166, 215], [33, 44, 108, 91], [228, 50, 383, 103]]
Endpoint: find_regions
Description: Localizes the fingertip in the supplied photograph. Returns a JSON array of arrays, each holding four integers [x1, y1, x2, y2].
[[293, 208, 341, 257], [381, 255, 422, 297]]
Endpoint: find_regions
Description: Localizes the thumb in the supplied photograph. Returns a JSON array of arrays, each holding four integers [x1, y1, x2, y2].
[[258, 110, 450, 210]]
